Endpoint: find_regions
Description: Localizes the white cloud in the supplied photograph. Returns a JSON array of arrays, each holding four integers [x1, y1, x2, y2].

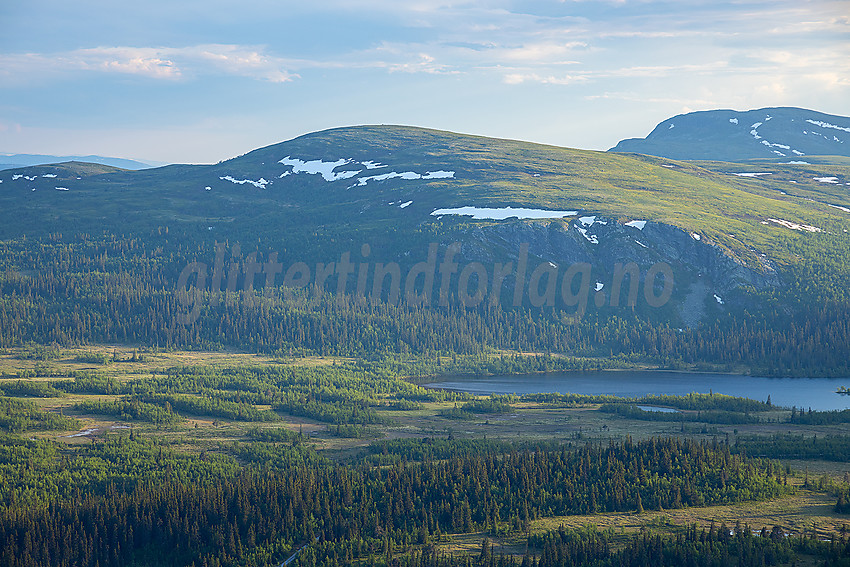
[[500, 60, 729, 86], [0, 45, 296, 84], [191, 45, 298, 82], [495, 41, 587, 62], [83, 47, 183, 79], [502, 72, 588, 85], [371, 49, 457, 74]]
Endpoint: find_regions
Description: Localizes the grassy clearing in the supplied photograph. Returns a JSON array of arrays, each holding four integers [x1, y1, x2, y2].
[[0, 346, 350, 385], [428, 486, 848, 562], [531, 486, 846, 541]]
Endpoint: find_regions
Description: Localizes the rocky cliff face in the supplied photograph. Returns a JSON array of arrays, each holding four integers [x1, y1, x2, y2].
[[428, 216, 779, 326]]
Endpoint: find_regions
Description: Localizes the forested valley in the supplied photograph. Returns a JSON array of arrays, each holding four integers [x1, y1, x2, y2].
[[0, 357, 849, 566]]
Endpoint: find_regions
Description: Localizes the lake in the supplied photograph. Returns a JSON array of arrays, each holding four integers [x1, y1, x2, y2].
[[425, 370, 850, 412]]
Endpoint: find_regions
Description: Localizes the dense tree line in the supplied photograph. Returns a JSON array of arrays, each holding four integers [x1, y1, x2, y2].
[[462, 398, 514, 414], [245, 426, 300, 443], [290, 523, 850, 567], [0, 380, 63, 398], [0, 396, 79, 432], [733, 433, 850, 462], [789, 406, 850, 425], [634, 392, 771, 412], [365, 438, 542, 465], [0, 434, 239, 513], [53, 373, 122, 394], [598, 403, 762, 425], [140, 393, 281, 422], [0, 436, 788, 566], [524, 522, 840, 567], [1, 230, 850, 376], [438, 406, 478, 420], [232, 440, 324, 471], [73, 398, 182, 425]]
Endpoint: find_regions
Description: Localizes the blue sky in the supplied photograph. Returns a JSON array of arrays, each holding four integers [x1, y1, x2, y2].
[[1, 0, 848, 164]]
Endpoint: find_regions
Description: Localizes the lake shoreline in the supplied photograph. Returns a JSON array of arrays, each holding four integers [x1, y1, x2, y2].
[[403, 363, 757, 386], [424, 370, 850, 412]]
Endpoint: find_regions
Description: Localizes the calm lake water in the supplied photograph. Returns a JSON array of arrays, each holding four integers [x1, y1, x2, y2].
[[425, 370, 850, 412]]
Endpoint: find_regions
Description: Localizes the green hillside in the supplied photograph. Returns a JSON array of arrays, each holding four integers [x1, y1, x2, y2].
[[1, 125, 849, 374], [3, 125, 848, 251]]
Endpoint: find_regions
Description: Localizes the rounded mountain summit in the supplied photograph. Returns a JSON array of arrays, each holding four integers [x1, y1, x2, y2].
[[609, 107, 850, 161]]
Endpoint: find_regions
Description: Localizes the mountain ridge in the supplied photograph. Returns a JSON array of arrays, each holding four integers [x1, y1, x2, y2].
[[0, 122, 848, 372], [609, 107, 850, 161], [2, 124, 847, 268], [0, 153, 160, 171]]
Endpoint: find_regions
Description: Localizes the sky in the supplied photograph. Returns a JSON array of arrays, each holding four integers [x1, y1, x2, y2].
[[1, 0, 848, 165]]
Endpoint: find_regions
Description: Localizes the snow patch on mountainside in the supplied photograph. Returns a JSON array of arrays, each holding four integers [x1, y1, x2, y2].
[[422, 170, 454, 179], [747, 118, 802, 157], [578, 216, 607, 226], [430, 206, 576, 220], [766, 218, 822, 233], [360, 160, 387, 169], [273, 155, 455, 188], [575, 215, 608, 244], [353, 170, 455, 187], [219, 176, 270, 189], [806, 119, 850, 133], [278, 157, 361, 182], [576, 226, 598, 244]]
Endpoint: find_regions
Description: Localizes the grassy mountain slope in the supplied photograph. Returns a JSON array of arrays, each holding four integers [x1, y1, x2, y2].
[[2, 126, 847, 260], [2, 126, 848, 285], [0, 125, 848, 373]]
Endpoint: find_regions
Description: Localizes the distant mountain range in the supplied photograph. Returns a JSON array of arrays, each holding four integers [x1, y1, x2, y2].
[[0, 153, 159, 171], [609, 107, 850, 161]]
